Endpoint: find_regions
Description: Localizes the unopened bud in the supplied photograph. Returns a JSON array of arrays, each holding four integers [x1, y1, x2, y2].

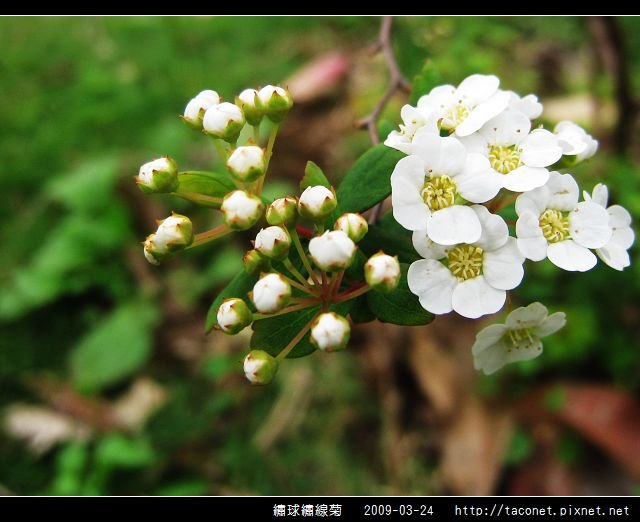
[[298, 185, 337, 221], [203, 102, 245, 142], [136, 157, 179, 194], [243, 249, 271, 274], [221, 190, 264, 230], [258, 85, 293, 123], [226, 145, 265, 182], [155, 213, 193, 252], [217, 298, 253, 335], [236, 88, 263, 126], [143, 234, 163, 265], [364, 252, 400, 292], [334, 213, 368, 243], [310, 312, 351, 352], [251, 273, 291, 314], [254, 226, 291, 260], [183, 90, 220, 128], [266, 196, 298, 226], [243, 350, 278, 385], [308, 230, 356, 272]]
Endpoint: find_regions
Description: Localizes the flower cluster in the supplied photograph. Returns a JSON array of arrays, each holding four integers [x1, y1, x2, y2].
[[386, 74, 634, 372]]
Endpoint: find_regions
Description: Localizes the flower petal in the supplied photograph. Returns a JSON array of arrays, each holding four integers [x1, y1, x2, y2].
[[472, 324, 509, 356], [508, 92, 543, 119], [427, 205, 482, 245], [534, 311, 567, 338], [458, 133, 489, 156], [452, 276, 506, 319], [417, 85, 456, 111], [590, 183, 609, 207], [483, 238, 524, 290], [455, 154, 503, 203], [505, 338, 543, 365], [474, 345, 509, 375], [547, 239, 597, 272], [520, 129, 563, 167], [456, 91, 510, 137], [611, 226, 635, 251], [515, 188, 550, 218], [412, 230, 448, 260], [502, 165, 549, 192], [516, 211, 548, 261], [569, 201, 611, 249], [545, 171, 580, 211], [479, 109, 531, 146], [456, 74, 500, 104], [411, 134, 467, 176], [391, 156, 430, 231], [471, 205, 509, 251], [597, 244, 631, 271], [383, 131, 412, 154], [505, 302, 549, 329], [608, 204, 632, 229], [407, 259, 457, 315]]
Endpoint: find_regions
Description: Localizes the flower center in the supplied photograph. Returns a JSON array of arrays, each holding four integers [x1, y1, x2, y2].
[[421, 175, 457, 211], [488, 144, 522, 174], [447, 245, 484, 281], [539, 208, 570, 243], [441, 103, 470, 131], [506, 328, 534, 349]]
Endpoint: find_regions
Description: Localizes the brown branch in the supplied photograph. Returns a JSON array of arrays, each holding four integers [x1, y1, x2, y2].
[[356, 16, 411, 225]]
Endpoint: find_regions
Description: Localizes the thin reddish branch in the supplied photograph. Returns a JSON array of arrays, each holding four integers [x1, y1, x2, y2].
[[356, 16, 410, 224]]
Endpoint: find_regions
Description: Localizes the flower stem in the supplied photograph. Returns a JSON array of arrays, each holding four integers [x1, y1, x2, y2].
[[171, 190, 223, 206], [281, 274, 316, 295], [290, 228, 321, 287], [252, 124, 261, 144], [276, 312, 319, 361], [212, 138, 229, 163], [253, 301, 320, 322], [333, 284, 370, 304], [284, 258, 316, 293], [189, 225, 232, 248], [329, 271, 345, 301], [255, 123, 280, 195]]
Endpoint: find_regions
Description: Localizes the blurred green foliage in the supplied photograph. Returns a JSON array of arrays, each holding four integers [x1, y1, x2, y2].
[[0, 16, 638, 495]]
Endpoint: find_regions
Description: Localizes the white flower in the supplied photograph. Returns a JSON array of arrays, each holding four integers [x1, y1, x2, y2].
[[554, 121, 598, 162], [583, 183, 634, 271], [391, 133, 501, 244], [226, 145, 265, 182], [384, 104, 439, 154], [504, 91, 543, 120], [221, 190, 264, 230], [258, 85, 293, 122], [236, 88, 262, 125], [136, 157, 178, 193], [298, 185, 337, 220], [460, 109, 564, 192], [408, 205, 524, 319], [308, 230, 356, 271], [251, 273, 291, 314], [202, 102, 245, 141], [243, 350, 278, 385], [310, 312, 351, 352], [334, 213, 368, 243], [472, 302, 566, 375], [183, 90, 220, 126], [155, 213, 193, 250], [254, 225, 291, 260], [217, 298, 253, 335], [364, 252, 401, 292], [516, 172, 612, 271], [416, 74, 510, 137]]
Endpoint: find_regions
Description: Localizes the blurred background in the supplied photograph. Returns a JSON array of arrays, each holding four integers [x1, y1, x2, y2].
[[1, 16, 639, 496]]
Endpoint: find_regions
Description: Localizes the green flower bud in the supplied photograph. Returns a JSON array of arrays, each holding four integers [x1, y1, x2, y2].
[[310, 312, 351, 352], [183, 90, 220, 129], [236, 88, 264, 126], [226, 145, 265, 182], [243, 249, 271, 275], [308, 230, 357, 272], [364, 252, 400, 292], [136, 157, 179, 194], [217, 298, 253, 335], [254, 226, 291, 260], [298, 185, 337, 222], [258, 85, 293, 123], [334, 212, 368, 243], [221, 190, 265, 230], [251, 273, 291, 313], [243, 350, 278, 385], [203, 102, 245, 142], [266, 196, 298, 226]]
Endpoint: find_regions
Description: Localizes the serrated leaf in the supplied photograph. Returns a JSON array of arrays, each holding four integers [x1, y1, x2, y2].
[[176, 171, 236, 207], [205, 269, 258, 333], [367, 264, 433, 326], [360, 211, 419, 264], [337, 145, 405, 214], [300, 161, 331, 191], [251, 301, 352, 359], [69, 299, 159, 392], [409, 60, 442, 105]]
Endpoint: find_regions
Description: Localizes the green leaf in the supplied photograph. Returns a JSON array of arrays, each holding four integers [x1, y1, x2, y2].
[[251, 301, 352, 359], [360, 211, 419, 264], [205, 269, 258, 333], [175, 171, 236, 207], [300, 161, 331, 191], [409, 60, 442, 105], [69, 299, 159, 392], [349, 294, 375, 324], [337, 145, 405, 214], [367, 264, 433, 326], [95, 434, 155, 469]]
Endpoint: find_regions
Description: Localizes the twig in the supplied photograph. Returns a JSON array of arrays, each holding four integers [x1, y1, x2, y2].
[[357, 16, 410, 224]]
